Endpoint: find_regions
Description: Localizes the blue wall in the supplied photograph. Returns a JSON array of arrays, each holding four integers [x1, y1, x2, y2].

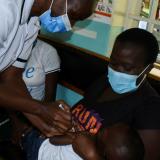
[[41, 19, 111, 56], [56, 84, 83, 106]]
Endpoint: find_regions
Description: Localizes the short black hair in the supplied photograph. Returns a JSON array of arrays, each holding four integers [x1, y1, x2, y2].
[[122, 127, 145, 160], [115, 28, 159, 65], [101, 124, 145, 160]]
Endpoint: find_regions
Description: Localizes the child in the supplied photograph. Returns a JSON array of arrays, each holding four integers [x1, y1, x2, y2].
[[12, 114, 144, 160]]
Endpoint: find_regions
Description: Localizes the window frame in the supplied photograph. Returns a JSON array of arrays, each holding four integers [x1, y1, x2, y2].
[[123, 0, 160, 65]]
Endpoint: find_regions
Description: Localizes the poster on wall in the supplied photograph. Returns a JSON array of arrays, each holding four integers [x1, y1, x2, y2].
[[89, 0, 113, 24]]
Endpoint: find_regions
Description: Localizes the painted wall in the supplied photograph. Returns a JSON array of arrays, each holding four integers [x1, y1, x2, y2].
[[41, 17, 111, 56], [107, 0, 127, 53], [56, 84, 83, 106]]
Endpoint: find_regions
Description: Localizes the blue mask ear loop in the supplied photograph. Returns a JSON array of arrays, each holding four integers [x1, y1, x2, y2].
[[136, 64, 150, 87], [65, 0, 68, 15], [49, 0, 54, 10]]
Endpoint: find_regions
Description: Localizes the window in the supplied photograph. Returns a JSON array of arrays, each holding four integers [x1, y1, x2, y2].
[[124, 0, 160, 64]]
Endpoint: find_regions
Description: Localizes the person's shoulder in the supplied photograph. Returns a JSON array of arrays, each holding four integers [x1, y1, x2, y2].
[[133, 93, 160, 129], [146, 94, 160, 106], [33, 39, 60, 73], [136, 80, 160, 107], [36, 39, 58, 54], [34, 39, 59, 62], [138, 80, 159, 98]]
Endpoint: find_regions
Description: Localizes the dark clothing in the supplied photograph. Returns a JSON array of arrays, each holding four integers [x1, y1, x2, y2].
[[22, 129, 45, 160], [71, 75, 160, 134]]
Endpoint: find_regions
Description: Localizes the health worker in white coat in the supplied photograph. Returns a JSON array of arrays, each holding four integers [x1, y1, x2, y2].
[[0, 0, 97, 137]]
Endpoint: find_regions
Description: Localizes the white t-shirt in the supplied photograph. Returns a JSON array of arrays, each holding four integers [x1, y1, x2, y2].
[[38, 139, 82, 160], [23, 40, 81, 160], [0, 0, 40, 71], [23, 39, 60, 101]]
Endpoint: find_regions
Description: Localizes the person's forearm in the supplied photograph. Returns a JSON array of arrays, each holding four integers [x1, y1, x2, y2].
[[0, 66, 72, 136], [0, 81, 44, 114], [0, 66, 43, 114]]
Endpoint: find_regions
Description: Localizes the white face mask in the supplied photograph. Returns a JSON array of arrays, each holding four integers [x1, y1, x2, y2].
[[39, 0, 72, 33], [107, 65, 149, 94]]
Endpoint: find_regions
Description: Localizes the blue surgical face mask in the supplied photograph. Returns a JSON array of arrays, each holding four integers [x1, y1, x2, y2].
[[39, 0, 72, 33], [107, 66, 149, 94]]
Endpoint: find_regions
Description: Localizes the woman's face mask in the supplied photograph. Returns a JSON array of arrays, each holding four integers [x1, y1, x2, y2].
[[107, 66, 149, 94], [39, 0, 72, 33]]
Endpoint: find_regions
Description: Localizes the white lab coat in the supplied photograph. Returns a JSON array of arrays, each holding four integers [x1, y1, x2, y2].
[[0, 0, 40, 71]]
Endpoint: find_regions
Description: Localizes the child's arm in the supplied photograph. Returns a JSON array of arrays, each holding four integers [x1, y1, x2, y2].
[[72, 133, 103, 160], [49, 132, 76, 145], [50, 131, 104, 160]]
